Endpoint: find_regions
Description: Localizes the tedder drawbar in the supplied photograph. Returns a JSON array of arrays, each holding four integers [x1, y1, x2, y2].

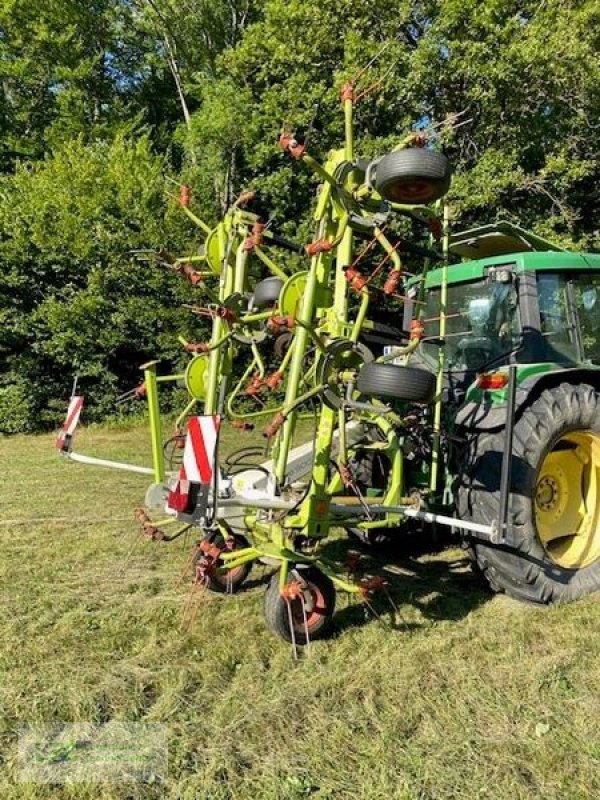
[[57, 72, 600, 646]]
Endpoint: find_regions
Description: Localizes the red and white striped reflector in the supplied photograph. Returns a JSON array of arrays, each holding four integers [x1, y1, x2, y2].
[[55, 395, 84, 452], [167, 416, 220, 513]]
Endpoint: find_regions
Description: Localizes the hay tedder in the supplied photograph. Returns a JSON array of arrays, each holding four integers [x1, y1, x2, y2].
[[57, 73, 600, 646]]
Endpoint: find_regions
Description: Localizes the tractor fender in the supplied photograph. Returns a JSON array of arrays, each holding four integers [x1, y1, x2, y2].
[[455, 366, 600, 433]]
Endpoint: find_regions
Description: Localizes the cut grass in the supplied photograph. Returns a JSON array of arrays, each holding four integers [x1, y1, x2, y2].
[[2, 422, 600, 799]]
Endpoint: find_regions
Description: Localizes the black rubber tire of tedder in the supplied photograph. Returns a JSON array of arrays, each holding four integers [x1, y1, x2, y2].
[[252, 276, 283, 309], [196, 533, 252, 594], [375, 149, 452, 205], [264, 567, 336, 644], [457, 383, 600, 604], [344, 449, 444, 552], [356, 362, 436, 403]]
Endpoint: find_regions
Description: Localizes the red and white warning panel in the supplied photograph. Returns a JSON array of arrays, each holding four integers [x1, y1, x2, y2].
[[168, 416, 221, 514], [55, 395, 84, 453]]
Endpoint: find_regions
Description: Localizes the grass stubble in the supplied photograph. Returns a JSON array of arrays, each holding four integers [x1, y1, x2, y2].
[[1, 422, 600, 799]]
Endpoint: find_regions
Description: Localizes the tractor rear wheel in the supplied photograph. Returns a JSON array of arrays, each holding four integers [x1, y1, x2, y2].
[[457, 383, 600, 603]]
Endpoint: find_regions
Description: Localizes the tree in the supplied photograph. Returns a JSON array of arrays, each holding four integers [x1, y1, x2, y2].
[[0, 134, 197, 432], [2, 0, 600, 431]]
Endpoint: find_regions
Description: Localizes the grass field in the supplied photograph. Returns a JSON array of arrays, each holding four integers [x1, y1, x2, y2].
[[2, 422, 600, 799]]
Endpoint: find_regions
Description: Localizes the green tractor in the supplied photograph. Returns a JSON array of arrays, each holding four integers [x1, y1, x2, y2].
[[413, 223, 600, 604]]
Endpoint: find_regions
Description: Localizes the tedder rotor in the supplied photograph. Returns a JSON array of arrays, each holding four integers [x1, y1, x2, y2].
[[56, 66, 600, 646]]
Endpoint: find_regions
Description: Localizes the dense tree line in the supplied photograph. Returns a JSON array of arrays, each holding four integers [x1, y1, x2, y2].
[[1, 0, 599, 431]]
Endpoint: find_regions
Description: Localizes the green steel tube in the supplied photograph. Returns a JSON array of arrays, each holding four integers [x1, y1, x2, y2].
[[226, 360, 263, 420], [337, 407, 348, 465], [234, 243, 248, 294], [143, 363, 165, 483], [175, 396, 198, 431], [388, 201, 438, 219], [250, 341, 266, 377], [179, 204, 212, 234], [331, 97, 354, 327], [178, 333, 232, 354], [205, 225, 233, 413], [254, 246, 288, 282], [280, 383, 326, 418], [314, 177, 333, 221], [278, 338, 295, 373], [429, 202, 450, 494], [344, 97, 354, 161], [173, 256, 208, 266], [292, 102, 358, 532], [303, 155, 341, 191], [239, 310, 274, 324], [274, 265, 319, 482], [350, 287, 370, 342], [204, 328, 224, 416], [332, 225, 352, 325], [226, 353, 290, 422], [373, 227, 402, 270], [376, 336, 420, 363]]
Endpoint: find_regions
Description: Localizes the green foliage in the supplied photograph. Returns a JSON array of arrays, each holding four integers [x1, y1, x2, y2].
[[1, 0, 600, 430], [0, 382, 34, 434], [0, 134, 192, 432], [0, 0, 144, 158]]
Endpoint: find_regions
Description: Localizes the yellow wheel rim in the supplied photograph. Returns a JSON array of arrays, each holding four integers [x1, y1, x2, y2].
[[534, 430, 600, 569]]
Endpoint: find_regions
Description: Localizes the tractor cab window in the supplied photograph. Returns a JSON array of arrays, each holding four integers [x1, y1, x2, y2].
[[422, 277, 519, 371], [536, 273, 579, 363], [572, 274, 600, 364]]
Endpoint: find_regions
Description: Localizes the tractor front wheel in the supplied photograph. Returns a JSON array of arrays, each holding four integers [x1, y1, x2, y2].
[[457, 383, 600, 603]]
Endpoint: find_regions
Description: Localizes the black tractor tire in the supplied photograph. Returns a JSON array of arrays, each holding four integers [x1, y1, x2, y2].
[[457, 383, 600, 604], [252, 276, 283, 309], [356, 362, 436, 403], [264, 566, 336, 644], [374, 149, 452, 205]]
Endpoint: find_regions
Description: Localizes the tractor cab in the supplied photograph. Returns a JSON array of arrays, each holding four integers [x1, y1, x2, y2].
[[415, 223, 600, 401]]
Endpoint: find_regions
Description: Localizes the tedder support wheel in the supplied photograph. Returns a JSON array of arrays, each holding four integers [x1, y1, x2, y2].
[[264, 566, 336, 644], [374, 149, 452, 205], [196, 533, 252, 594], [457, 383, 600, 604], [252, 276, 284, 309], [356, 362, 436, 403], [342, 447, 401, 547]]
